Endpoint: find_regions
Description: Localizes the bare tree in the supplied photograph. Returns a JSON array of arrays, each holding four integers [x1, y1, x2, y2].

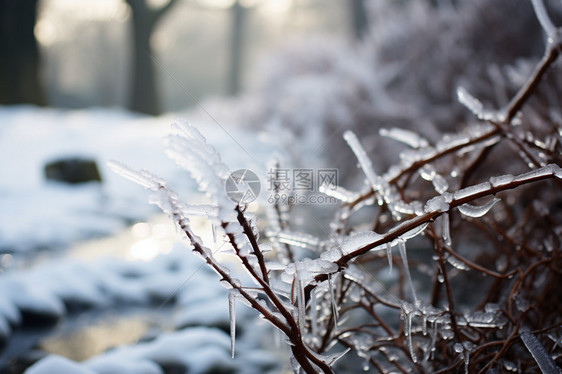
[[350, 0, 368, 40], [125, 0, 177, 115], [227, 0, 246, 96], [0, 0, 45, 106]]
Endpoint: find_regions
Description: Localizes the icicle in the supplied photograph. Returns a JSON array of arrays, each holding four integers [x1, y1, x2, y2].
[[344, 131, 381, 192], [228, 290, 237, 358], [464, 342, 475, 374], [520, 328, 560, 373], [328, 273, 339, 330], [297, 276, 306, 334], [386, 242, 393, 274], [401, 301, 417, 363], [291, 263, 308, 335], [458, 198, 500, 218], [310, 290, 318, 337], [325, 347, 352, 366], [379, 127, 429, 149], [399, 240, 417, 302], [442, 213, 452, 247]]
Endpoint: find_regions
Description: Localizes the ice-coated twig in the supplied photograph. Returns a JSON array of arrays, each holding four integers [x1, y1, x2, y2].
[[520, 328, 560, 374], [107, 160, 166, 191], [398, 240, 417, 302], [328, 273, 339, 331], [531, 0, 557, 40], [457, 87, 496, 121], [228, 290, 237, 358], [386, 242, 393, 274], [502, 25, 561, 124], [344, 130, 382, 194], [347, 14, 562, 212], [379, 127, 430, 149], [442, 213, 452, 247], [307, 164, 562, 291], [344, 125, 503, 210]]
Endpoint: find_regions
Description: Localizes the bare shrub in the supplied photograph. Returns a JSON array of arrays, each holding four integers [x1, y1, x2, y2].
[[112, 1, 562, 372]]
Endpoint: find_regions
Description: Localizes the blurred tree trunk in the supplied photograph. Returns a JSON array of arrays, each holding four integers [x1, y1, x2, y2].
[[350, 0, 368, 40], [227, 0, 246, 96], [126, 0, 177, 116], [0, 0, 45, 106]]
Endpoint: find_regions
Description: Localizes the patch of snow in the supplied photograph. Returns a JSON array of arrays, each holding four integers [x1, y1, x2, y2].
[[26, 355, 96, 374], [0, 106, 279, 253]]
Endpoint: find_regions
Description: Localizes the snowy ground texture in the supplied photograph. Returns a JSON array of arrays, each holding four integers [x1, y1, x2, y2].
[[0, 105, 274, 253], [0, 105, 284, 373]]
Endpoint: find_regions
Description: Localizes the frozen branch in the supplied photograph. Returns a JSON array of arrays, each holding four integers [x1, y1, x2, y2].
[[308, 164, 561, 291], [531, 0, 557, 40]]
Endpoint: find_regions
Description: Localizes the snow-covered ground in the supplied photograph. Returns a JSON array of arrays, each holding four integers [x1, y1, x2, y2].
[[0, 105, 285, 373], [0, 105, 276, 254]]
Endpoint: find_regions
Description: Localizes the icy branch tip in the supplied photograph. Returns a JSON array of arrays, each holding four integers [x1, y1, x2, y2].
[[530, 0, 557, 40], [108, 160, 166, 191]]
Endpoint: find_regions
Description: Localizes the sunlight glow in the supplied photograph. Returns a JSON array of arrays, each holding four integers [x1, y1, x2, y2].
[[131, 222, 150, 238], [196, 0, 236, 10], [129, 238, 162, 261], [34, 19, 57, 46], [128, 220, 176, 261], [260, 0, 292, 14], [41, 0, 129, 22]]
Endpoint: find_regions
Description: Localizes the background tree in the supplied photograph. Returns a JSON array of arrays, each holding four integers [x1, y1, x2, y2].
[[350, 0, 369, 40], [227, 0, 246, 96], [126, 0, 177, 116], [0, 0, 45, 106]]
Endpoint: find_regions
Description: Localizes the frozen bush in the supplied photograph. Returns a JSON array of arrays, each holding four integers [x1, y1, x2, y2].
[[114, 1, 562, 372]]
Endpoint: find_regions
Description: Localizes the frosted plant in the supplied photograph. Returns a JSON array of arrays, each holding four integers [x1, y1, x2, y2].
[[113, 1, 562, 373]]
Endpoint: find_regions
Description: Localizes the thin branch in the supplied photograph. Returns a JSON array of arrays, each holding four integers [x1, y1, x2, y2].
[[308, 165, 561, 293], [500, 34, 560, 124], [236, 206, 269, 284]]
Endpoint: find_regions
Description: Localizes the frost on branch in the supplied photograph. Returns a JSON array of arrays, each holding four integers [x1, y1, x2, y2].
[[112, 1, 562, 372]]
